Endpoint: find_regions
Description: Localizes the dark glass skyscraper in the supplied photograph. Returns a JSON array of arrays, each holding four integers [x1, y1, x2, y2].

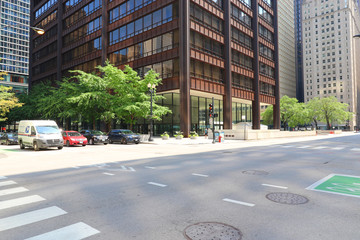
[[294, 0, 304, 102]]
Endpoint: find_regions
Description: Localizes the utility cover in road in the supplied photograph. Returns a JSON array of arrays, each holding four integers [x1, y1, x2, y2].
[[307, 174, 360, 198]]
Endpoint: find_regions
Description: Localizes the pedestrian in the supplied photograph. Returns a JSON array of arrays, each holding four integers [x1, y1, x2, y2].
[[204, 128, 208, 139]]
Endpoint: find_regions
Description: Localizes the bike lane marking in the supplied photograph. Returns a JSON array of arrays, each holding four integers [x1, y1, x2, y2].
[[306, 174, 360, 198]]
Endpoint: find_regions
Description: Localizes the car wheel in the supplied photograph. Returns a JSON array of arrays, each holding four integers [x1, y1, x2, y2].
[[89, 138, 94, 145], [33, 142, 40, 151], [135, 141, 139, 144], [20, 141, 25, 149], [82, 144, 86, 147], [121, 138, 127, 144], [58, 146, 63, 150], [109, 139, 113, 144], [66, 141, 70, 147]]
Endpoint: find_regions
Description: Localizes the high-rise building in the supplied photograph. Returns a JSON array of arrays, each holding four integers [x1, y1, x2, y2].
[[30, 0, 281, 135], [278, 0, 296, 98], [294, 0, 304, 102], [0, 0, 30, 93], [302, 0, 360, 129]]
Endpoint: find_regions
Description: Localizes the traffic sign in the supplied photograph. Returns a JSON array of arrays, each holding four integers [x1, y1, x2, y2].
[[307, 174, 360, 198]]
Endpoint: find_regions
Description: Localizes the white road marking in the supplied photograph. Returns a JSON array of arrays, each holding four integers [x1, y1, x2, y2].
[[145, 166, 156, 169], [0, 195, 45, 210], [222, 198, 255, 207], [147, 182, 167, 187], [0, 181, 17, 187], [192, 173, 209, 178], [121, 166, 127, 170], [0, 206, 67, 231], [350, 148, 360, 152], [262, 184, 288, 189], [0, 176, 7, 180], [280, 145, 293, 148], [72, 166, 80, 169], [24, 222, 100, 240], [313, 146, 327, 149], [332, 147, 345, 150], [0, 187, 29, 196], [297, 146, 310, 149], [103, 173, 114, 176], [129, 167, 135, 172]]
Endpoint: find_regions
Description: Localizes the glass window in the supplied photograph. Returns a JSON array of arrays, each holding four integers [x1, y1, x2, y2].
[[153, 36, 162, 53], [162, 32, 172, 48], [144, 39, 152, 55], [127, 22, 134, 37], [135, 19, 143, 34], [163, 5, 173, 21], [153, 10, 162, 25], [127, 0, 135, 12]]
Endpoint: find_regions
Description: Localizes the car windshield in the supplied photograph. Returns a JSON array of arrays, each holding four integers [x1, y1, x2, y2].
[[91, 130, 104, 135], [68, 132, 81, 137], [7, 133, 17, 137], [121, 130, 134, 134], [36, 126, 59, 134]]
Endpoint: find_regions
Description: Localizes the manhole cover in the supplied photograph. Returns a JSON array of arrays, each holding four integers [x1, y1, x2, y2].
[[266, 192, 309, 205], [242, 170, 269, 175], [184, 222, 242, 240]]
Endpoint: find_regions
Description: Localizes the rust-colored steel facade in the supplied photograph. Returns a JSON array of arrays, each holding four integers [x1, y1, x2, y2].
[[30, 0, 280, 134]]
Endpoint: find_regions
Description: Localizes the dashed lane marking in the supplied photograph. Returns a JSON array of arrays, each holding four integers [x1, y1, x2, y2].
[[0, 195, 46, 210], [297, 146, 310, 149], [0, 206, 67, 231], [145, 166, 156, 169], [147, 182, 167, 188], [313, 146, 327, 149], [332, 147, 345, 150], [350, 148, 360, 152], [192, 173, 209, 178], [222, 198, 255, 207], [262, 184, 288, 189], [24, 222, 100, 240], [103, 173, 115, 176]]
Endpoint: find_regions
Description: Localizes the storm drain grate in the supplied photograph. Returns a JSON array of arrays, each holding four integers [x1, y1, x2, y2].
[[184, 222, 242, 240], [266, 192, 309, 205], [242, 170, 269, 176]]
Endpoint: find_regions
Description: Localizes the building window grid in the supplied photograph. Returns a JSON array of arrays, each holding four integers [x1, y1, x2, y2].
[[109, 0, 156, 24]]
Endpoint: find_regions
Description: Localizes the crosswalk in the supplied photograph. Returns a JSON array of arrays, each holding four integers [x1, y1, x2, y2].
[[0, 177, 100, 239], [277, 145, 359, 152]]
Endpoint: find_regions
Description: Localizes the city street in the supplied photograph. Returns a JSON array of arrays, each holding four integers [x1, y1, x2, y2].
[[0, 133, 359, 240]]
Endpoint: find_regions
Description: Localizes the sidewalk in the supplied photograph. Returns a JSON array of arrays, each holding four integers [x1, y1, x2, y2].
[[143, 131, 357, 146]]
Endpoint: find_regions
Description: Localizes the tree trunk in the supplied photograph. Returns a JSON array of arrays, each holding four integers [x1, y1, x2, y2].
[[313, 119, 318, 130], [92, 117, 96, 130]]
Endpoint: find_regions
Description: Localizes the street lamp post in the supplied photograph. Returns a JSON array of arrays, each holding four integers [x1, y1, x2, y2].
[[148, 83, 156, 142], [0, 23, 45, 35]]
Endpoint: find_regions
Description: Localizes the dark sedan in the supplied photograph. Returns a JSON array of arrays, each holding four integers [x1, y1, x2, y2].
[[0, 132, 18, 145], [79, 130, 109, 145], [108, 129, 140, 144]]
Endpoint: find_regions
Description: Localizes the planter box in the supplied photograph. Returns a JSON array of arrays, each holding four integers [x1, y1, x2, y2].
[[162, 136, 169, 140], [190, 136, 198, 139], [175, 135, 183, 140]]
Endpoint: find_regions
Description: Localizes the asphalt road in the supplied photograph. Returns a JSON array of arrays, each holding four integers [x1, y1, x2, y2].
[[0, 133, 359, 240]]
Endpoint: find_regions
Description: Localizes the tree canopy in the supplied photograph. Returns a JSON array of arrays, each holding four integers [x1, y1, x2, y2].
[[261, 95, 352, 130]]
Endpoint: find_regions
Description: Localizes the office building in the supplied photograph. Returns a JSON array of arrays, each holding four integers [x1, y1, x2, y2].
[[278, 0, 296, 98], [295, 0, 304, 102], [30, 0, 280, 135], [302, 0, 360, 129], [0, 0, 30, 93]]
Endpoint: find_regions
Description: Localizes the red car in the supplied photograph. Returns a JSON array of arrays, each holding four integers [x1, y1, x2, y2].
[[62, 131, 88, 147]]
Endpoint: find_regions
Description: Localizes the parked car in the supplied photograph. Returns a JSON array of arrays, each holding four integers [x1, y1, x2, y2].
[[108, 129, 140, 144], [18, 120, 63, 151], [79, 130, 109, 145], [62, 131, 88, 147], [0, 132, 18, 145]]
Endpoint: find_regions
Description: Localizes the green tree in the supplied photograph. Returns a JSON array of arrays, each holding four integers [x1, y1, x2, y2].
[[0, 85, 23, 121], [261, 105, 273, 125], [318, 96, 351, 130], [306, 97, 322, 129]]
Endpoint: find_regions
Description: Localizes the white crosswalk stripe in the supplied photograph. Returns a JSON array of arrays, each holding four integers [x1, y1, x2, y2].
[[0, 206, 67, 231], [332, 147, 345, 150], [0, 195, 45, 210], [0, 181, 17, 187], [0, 176, 7, 180], [350, 148, 360, 152], [0, 187, 29, 196], [24, 222, 100, 240]]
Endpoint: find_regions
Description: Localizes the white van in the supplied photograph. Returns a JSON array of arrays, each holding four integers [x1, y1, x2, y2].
[[18, 120, 63, 151]]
